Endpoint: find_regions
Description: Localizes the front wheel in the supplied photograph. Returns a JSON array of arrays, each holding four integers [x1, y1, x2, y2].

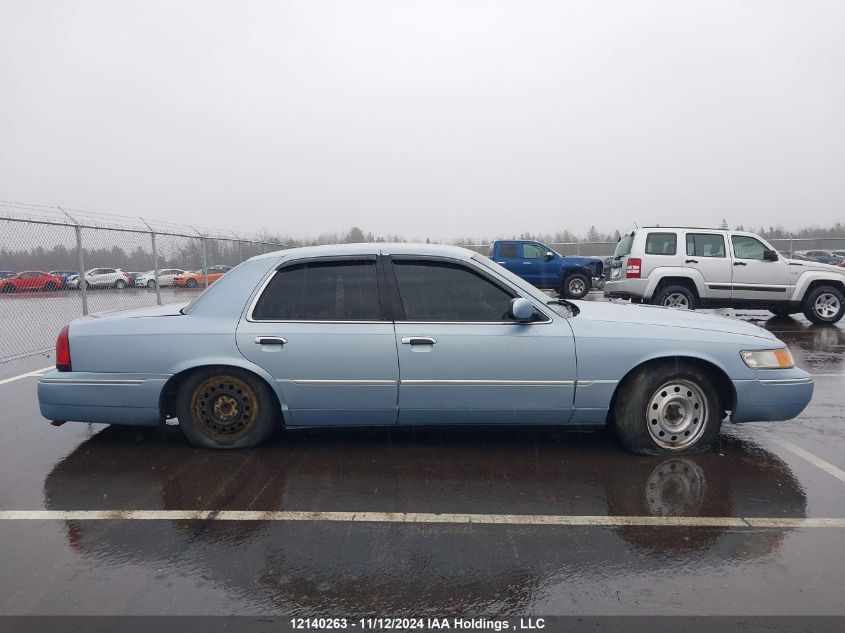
[[802, 286, 844, 325], [653, 285, 696, 310], [146, 279, 156, 288], [114, 279, 126, 289], [561, 273, 590, 299], [1, 284, 13, 293], [613, 362, 723, 455], [186, 278, 198, 288], [176, 368, 280, 449]]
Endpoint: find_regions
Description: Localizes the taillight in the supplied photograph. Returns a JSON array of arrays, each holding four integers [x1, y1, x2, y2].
[[56, 325, 71, 372], [626, 258, 642, 278]]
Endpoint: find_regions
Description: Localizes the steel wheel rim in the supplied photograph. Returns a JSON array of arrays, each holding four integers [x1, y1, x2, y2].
[[646, 379, 708, 450], [663, 292, 690, 309], [569, 278, 586, 295], [191, 375, 258, 443], [814, 293, 840, 319]]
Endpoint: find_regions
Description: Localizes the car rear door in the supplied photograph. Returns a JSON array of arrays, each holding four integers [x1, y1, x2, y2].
[[683, 232, 732, 299], [492, 242, 522, 276], [729, 234, 791, 300], [236, 255, 399, 426], [387, 255, 576, 424]]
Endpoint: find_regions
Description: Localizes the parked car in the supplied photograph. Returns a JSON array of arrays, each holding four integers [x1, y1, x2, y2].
[[604, 228, 845, 324], [488, 240, 604, 299], [134, 269, 186, 288], [49, 270, 79, 287], [0, 270, 15, 280], [172, 265, 231, 288], [66, 268, 132, 289], [38, 243, 812, 456], [799, 250, 843, 265], [124, 272, 143, 287], [0, 270, 64, 292]]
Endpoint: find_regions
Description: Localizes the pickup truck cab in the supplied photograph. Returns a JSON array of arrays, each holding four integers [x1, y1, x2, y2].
[[488, 240, 604, 299], [604, 228, 845, 324]]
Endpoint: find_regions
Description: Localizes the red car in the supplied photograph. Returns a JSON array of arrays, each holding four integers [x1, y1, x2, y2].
[[0, 271, 64, 293]]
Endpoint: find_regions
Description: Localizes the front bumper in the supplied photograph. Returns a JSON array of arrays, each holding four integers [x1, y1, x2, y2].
[[731, 368, 814, 423], [38, 371, 171, 427]]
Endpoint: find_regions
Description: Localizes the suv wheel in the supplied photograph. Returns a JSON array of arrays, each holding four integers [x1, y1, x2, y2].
[[562, 273, 590, 299], [114, 279, 126, 289], [653, 285, 696, 310], [803, 285, 845, 325]]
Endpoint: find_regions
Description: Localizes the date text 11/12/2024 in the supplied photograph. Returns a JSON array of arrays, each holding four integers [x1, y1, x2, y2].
[[290, 617, 546, 630]]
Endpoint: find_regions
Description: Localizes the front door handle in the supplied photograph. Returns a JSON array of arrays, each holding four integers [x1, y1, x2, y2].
[[733, 261, 747, 266], [685, 259, 698, 264], [401, 337, 437, 345], [255, 336, 287, 346]]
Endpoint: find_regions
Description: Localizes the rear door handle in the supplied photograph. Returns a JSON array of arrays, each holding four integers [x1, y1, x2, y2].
[[733, 261, 747, 266], [685, 259, 698, 264], [401, 337, 437, 345], [255, 336, 287, 345]]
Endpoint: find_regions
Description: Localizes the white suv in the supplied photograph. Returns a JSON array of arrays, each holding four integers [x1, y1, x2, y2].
[[604, 228, 845, 324], [67, 268, 132, 290]]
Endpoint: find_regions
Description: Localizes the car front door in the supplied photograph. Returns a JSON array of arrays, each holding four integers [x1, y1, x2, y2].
[[521, 242, 558, 287], [387, 255, 577, 424], [236, 256, 399, 426], [729, 235, 791, 300], [683, 232, 732, 299]]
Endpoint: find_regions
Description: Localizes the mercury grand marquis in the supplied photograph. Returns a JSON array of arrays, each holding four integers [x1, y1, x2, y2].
[[37, 243, 814, 455]]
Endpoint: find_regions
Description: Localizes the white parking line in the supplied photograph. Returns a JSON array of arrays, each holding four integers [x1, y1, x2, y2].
[[0, 510, 843, 528], [0, 366, 53, 386], [774, 439, 845, 484]]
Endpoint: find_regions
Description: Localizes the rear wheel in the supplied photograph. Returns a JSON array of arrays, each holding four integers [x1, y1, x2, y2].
[[44, 282, 57, 291], [114, 279, 126, 289], [613, 362, 723, 455], [186, 278, 198, 288], [802, 286, 844, 325], [561, 273, 590, 299], [653, 284, 696, 310], [2, 284, 13, 293], [146, 279, 156, 288], [176, 368, 279, 449]]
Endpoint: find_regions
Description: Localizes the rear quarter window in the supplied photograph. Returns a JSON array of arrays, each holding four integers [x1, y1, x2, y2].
[[645, 233, 677, 255], [613, 234, 634, 257]]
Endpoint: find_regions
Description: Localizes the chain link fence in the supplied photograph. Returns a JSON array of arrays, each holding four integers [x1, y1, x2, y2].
[[0, 206, 285, 366], [2, 202, 845, 367]]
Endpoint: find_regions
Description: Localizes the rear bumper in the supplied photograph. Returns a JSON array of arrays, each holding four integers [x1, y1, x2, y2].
[[37, 371, 171, 427], [731, 370, 814, 423], [603, 278, 649, 300]]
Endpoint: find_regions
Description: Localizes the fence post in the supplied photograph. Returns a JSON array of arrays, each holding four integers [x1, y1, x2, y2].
[[790, 235, 794, 255], [190, 227, 210, 288], [141, 218, 162, 306], [232, 232, 243, 263], [59, 207, 89, 316]]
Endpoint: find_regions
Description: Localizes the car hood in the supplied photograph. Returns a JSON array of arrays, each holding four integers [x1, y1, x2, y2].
[[572, 300, 777, 340], [786, 259, 845, 274]]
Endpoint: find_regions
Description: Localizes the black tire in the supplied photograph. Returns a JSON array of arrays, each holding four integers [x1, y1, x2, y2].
[[652, 284, 696, 310], [769, 306, 796, 318], [114, 279, 126, 289], [147, 279, 156, 288], [176, 367, 280, 449], [613, 361, 723, 456], [186, 278, 198, 288], [44, 282, 57, 291], [2, 284, 13, 293], [561, 273, 590, 299], [802, 285, 845, 325]]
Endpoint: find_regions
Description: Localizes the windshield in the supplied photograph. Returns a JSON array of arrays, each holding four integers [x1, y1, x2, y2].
[[613, 234, 634, 258], [471, 254, 574, 317]]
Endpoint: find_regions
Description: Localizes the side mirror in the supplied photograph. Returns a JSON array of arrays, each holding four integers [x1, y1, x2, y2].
[[508, 297, 535, 322], [763, 249, 778, 261], [545, 251, 555, 260]]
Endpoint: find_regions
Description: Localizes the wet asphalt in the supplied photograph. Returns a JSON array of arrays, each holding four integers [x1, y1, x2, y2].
[[0, 297, 843, 621]]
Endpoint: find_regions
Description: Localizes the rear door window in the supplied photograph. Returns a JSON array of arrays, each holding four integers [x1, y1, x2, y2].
[[499, 243, 518, 258], [252, 260, 381, 321], [645, 233, 677, 255], [686, 233, 726, 258]]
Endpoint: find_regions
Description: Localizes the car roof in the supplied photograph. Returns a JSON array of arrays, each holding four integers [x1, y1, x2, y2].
[[251, 242, 476, 262]]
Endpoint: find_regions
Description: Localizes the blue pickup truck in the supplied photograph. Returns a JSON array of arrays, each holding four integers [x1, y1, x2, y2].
[[488, 240, 604, 299]]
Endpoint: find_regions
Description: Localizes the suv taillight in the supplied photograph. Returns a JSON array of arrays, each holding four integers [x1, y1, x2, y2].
[[626, 258, 642, 278], [56, 325, 71, 372]]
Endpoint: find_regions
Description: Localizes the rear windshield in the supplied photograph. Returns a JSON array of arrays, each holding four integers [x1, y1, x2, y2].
[[613, 234, 634, 257]]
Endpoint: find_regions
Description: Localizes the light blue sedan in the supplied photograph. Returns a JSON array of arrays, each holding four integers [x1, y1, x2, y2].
[[38, 244, 813, 454]]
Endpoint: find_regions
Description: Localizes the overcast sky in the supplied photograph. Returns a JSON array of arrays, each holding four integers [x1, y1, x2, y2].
[[2, 0, 844, 240]]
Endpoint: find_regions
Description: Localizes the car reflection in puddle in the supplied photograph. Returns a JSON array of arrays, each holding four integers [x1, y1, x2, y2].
[[43, 426, 806, 615]]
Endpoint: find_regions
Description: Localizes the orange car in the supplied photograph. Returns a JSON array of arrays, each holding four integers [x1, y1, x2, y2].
[[172, 265, 231, 288]]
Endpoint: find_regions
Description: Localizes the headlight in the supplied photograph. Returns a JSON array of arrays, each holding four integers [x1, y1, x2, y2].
[[740, 348, 794, 369]]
